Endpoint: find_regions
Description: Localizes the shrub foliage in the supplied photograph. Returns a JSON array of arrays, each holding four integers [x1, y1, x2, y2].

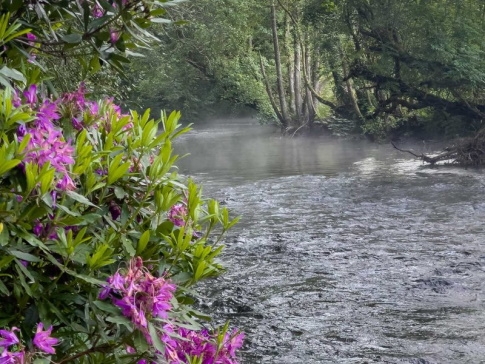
[[0, 1, 243, 363]]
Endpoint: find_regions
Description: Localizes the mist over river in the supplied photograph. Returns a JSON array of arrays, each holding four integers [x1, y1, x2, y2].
[[175, 118, 485, 364]]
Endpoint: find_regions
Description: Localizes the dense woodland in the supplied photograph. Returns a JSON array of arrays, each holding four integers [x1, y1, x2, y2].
[[117, 0, 485, 142], [46, 0, 485, 143]]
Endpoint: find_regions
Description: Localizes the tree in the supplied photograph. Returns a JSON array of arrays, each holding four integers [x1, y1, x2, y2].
[[122, 0, 339, 129], [325, 0, 485, 137], [262, 0, 339, 130]]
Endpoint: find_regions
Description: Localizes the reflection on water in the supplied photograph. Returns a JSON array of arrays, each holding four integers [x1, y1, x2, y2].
[[175, 119, 485, 364], [177, 121, 385, 182]]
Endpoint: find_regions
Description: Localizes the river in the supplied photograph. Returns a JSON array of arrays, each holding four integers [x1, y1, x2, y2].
[[175, 119, 485, 364]]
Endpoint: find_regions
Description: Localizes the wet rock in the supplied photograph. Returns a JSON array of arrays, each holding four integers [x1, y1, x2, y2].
[[406, 359, 435, 364], [236, 304, 253, 313], [413, 277, 453, 293]]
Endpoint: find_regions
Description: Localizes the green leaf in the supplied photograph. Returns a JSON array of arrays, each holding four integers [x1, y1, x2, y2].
[[194, 260, 207, 281], [0, 159, 20, 175], [78, 213, 102, 225], [114, 186, 126, 199], [6, 0, 23, 12], [61, 33, 83, 44], [121, 236, 136, 257], [66, 190, 99, 208], [81, 0, 90, 32], [125, 50, 144, 57], [0, 279, 10, 295], [87, 244, 116, 270], [137, 231, 150, 255], [15, 265, 32, 296], [148, 322, 165, 353], [39, 168, 55, 195], [133, 330, 149, 352], [108, 53, 130, 64], [0, 66, 26, 83], [9, 250, 41, 262], [15, 230, 49, 251], [108, 161, 131, 184], [89, 55, 101, 72], [70, 322, 89, 334], [93, 300, 121, 315], [106, 315, 133, 331], [87, 16, 112, 32], [73, 274, 106, 286], [149, 9, 166, 17], [171, 271, 192, 285], [0, 224, 8, 247]]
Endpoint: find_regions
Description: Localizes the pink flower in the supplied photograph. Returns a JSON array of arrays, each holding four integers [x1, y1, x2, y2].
[[26, 33, 37, 48], [0, 349, 25, 364], [225, 330, 245, 356], [26, 33, 36, 42], [33, 323, 59, 354], [160, 325, 244, 364], [56, 174, 76, 191], [92, 3, 103, 18], [110, 271, 125, 290], [0, 327, 19, 348], [11, 90, 22, 108], [87, 101, 99, 116], [72, 117, 83, 130], [109, 30, 120, 44], [168, 204, 187, 227], [37, 100, 60, 126], [101, 258, 176, 333], [27, 54, 37, 64], [23, 85, 37, 105], [19, 95, 76, 191], [32, 221, 43, 237]]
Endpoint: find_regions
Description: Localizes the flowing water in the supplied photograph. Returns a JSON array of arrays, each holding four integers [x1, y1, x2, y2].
[[175, 119, 485, 364]]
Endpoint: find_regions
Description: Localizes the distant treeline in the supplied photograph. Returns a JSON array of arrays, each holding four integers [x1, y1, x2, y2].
[[104, 1, 485, 139]]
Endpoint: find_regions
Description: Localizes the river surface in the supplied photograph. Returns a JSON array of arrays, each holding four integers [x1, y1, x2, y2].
[[175, 119, 485, 364]]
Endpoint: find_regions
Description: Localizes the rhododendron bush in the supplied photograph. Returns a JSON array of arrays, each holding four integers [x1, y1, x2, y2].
[[0, 83, 242, 363], [0, 2, 243, 363]]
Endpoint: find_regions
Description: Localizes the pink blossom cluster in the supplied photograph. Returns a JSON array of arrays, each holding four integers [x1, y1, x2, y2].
[[0, 323, 59, 363], [99, 258, 244, 364], [168, 203, 188, 227], [59, 84, 131, 132], [57, 83, 122, 131], [162, 325, 244, 364], [15, 83, 132, 193], [18, 85, 76, 191], [98, 257, 176, 336]]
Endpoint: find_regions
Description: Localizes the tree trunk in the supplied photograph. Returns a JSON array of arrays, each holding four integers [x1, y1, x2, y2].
[[304, 41, 316, 124], [311, 50, 321, 108], [259, 54, 284, 123], [293, 29, 303, 122], [271, 0, 290, 127], [284, 14, 295, 115], [339, 43, 363, 120]]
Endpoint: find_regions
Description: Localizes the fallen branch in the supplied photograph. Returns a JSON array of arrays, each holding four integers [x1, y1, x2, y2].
[[390, 141, 446, 164], [392, 127, 485, 166]]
